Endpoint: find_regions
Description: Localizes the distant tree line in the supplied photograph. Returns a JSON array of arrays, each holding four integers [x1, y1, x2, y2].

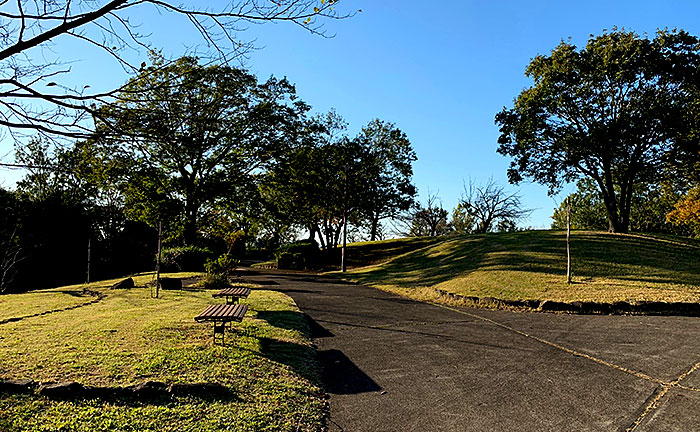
[[395, 178, 532, 237]]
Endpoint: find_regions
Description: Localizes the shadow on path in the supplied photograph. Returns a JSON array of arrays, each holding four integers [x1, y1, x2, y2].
[[318, 349, 382, 395]]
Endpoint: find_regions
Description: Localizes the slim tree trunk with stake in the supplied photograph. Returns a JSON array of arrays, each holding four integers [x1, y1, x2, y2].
[[566, 196, 572, 284], [341, 164, 348, 273], [154, 220, 162, 298], [86, 238, 91, 285]]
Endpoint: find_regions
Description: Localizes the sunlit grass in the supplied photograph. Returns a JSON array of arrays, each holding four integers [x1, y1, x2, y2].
[[340, 230, 700, 304], [0, 275, 323, 431]]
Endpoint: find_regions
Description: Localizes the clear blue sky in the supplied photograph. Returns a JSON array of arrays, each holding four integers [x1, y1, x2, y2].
[[2, 0, 700, 228]]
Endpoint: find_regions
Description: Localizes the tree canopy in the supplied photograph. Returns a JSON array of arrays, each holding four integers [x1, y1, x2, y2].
[[97, 55, 308, 244], [496, 29, 700, 233]]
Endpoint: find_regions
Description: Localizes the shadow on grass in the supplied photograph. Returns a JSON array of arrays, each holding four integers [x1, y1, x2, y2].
[[257, 310, 334, 338], [257, 337, 380, 395], [259, 337, 321, 386], [3, 384, 241, 406], [348, 231, 700, 289]]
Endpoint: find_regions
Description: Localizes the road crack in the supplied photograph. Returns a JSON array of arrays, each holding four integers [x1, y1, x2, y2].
[[429, 303, 700, 431]]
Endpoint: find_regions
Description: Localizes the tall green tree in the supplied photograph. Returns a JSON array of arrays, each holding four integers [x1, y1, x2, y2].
[[263, 112, 418, 247], [97, 55, 308, 244], [356, 119, 417, 241], [496, 29, 700, 233], [552, 178, 685, 233]]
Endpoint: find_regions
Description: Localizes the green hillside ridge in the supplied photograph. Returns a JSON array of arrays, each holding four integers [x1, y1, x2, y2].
[[341, 231, 700, 304]]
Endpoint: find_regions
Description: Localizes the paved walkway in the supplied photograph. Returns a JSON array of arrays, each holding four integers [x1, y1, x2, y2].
[[243, 269, 700, 431]]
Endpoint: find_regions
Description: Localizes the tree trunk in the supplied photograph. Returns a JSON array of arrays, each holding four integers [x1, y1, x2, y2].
[[596, 172, 626, 234], [315, 224, 327, 250], [370, 213, 379, 242], [183, 200, 199, 245]]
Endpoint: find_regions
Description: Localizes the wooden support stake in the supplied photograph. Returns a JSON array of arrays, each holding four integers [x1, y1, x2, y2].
[[86, 238, 91, 284], [154, 220, 162, 298], [566, 196, 572, 284], [341, 165, 348, 273]]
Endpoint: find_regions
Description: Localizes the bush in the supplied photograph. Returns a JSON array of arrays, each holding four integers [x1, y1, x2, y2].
[[275, 240, 319, 269], [202, 253, 240, 290], [204, 254, 240, 278], [160, 246, 213, 272], [202, 273, 229, 290]]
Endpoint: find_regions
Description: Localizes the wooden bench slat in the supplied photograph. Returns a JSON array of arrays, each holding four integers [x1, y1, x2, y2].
[[212, 287, 251, 297], [194, 304, 248, 322]]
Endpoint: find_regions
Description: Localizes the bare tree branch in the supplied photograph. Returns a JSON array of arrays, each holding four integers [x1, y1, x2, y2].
[[0, 0, 351, 141]]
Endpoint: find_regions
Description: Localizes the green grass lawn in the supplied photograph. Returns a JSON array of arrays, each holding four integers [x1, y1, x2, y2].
[[340, 230, 700, 305], [0, 273, 323, 431]]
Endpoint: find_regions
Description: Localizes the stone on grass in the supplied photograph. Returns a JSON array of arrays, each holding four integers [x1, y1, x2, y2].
[[38, 381, 85, 398], [159, 278, 182, 290], [0, 379, 35, 393]]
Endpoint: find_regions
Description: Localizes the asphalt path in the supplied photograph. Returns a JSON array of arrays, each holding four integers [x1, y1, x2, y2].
[[242, 269, 700, 431]]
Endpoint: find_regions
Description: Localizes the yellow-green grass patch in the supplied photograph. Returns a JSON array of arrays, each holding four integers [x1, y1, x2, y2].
[[340, 230, 700, 305], [0, 277, 323, 431]]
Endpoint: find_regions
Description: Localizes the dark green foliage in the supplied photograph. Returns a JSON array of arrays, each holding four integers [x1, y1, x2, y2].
[[0, 187, 157, 292], [204, 254, 240, 278], [496, 29, 700, 233], [96, 54, 309, 245], [262, 112, 417, 250], [160, 246, 213, 272], [202, 254, 239, 289], [275, 240, 320, 269], [552, 179, 684, 234], [202, 273, 230, 290]]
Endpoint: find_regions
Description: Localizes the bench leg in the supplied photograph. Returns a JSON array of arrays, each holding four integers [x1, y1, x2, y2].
[[214, 322, 226, 345]]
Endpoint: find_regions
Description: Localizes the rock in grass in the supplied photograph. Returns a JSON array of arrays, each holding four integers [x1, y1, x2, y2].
[[130, 381, 168, 397], [159, 278, 182, 290], [38, 381, 85, 398], [111, 278, 135, 289], [0, 379, 35, 393], [168, 382, 229, 397]]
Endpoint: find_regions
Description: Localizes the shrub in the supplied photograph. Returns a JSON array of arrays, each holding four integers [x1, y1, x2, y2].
[[275, 240, 320, 269], [204, 254, 240, 278], [202, 273, 229, 290], [203, 253, 240, 290], [160, 246, 213, 272]]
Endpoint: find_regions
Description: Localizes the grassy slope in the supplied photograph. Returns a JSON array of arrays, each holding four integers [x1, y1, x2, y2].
[[342, 230, 700, 304], [0, 274, 323, 432]]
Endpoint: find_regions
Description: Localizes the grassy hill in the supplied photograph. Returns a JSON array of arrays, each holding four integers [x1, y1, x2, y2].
[[341, 230, 700, 304], [0, 273, 323, 431]]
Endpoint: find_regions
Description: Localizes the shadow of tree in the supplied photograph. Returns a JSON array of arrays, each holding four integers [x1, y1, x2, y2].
[[256, 310, 334, 338], [258, 337, 321, 386], [348, 231, 700, 289], [317, 349, 381, 395]]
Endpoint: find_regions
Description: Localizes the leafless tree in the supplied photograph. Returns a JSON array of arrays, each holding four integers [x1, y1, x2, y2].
[[460, 178, 531, 233], [393, 191, 451, 237], [0, 227, 23, 292], [0, 0, 349, 142]]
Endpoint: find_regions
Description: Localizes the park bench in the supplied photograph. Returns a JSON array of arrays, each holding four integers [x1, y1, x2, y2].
[[212, 287, 251, 304], [194, 304, 248, 345]]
